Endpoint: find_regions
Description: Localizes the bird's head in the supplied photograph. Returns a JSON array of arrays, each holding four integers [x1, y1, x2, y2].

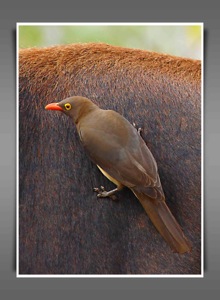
[[45, 96, 98, 123]]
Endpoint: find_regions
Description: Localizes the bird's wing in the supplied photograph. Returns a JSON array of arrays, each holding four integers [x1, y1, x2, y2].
[[78, 111, 164, 200]]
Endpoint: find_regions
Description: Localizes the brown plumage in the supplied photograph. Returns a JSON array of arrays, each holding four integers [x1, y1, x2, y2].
[[45, 96, 191, 254]]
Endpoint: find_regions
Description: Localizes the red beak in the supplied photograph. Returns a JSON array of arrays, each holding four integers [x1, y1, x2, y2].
[[45, 103, 63, 111]]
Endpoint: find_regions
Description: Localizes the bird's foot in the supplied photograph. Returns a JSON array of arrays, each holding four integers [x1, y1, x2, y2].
[[133, 122, 142, 136], [93, 186, 118, 201]]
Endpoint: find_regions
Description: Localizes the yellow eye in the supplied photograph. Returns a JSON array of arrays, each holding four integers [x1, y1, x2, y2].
[[64, 103, 72, 110]]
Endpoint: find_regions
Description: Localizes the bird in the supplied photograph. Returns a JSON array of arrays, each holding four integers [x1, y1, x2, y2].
[[45, 96, 191, 254]]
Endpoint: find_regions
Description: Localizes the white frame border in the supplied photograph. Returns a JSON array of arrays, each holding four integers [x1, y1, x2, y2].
[[16, 22, 204, 278]]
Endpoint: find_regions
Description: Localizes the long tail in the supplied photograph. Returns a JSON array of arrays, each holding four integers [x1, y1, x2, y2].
[[131, 189, 191, 254]]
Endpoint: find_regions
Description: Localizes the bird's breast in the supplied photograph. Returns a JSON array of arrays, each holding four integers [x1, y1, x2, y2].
[[96, 165, 123, 188]]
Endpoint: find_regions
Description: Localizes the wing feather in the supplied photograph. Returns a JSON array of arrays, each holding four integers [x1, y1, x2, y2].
[[77, 109, 164, 199]]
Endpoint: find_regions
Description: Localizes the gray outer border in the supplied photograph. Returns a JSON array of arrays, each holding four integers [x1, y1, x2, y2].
[[0, 3, 219, 295]]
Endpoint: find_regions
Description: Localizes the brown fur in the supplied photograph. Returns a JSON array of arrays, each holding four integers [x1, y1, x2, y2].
[[19, 43, 201, 274]]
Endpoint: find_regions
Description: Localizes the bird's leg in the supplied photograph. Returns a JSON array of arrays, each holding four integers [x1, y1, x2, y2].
[[93, 186, 119, 201], [133, 122, 142, 136]]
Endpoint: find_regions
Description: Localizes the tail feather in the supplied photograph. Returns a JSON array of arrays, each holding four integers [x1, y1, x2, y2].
[[131, 189, 191, 254]]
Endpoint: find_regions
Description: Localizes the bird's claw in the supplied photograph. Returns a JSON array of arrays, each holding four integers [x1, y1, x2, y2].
[[93, 186, 105, 194], [133, 122, 142, 135], [93, 186, 118, 201]]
